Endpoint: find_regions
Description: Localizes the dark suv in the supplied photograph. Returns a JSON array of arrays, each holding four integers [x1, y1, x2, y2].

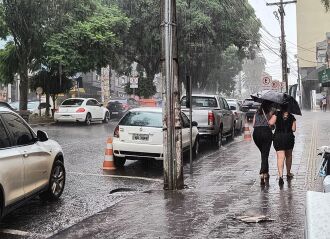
[[241, 99, 261, 122], [106, 98, 140, 118]]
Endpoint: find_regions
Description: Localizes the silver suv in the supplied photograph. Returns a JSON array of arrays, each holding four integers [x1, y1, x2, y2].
[[0, 107, 65, 220]]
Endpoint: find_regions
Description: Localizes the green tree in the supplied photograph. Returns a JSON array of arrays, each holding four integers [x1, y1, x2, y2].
[[0, 42, 18, 85], [108, 0, 260, 94], [0, 0, 128, 110], [46, 5, 130, 74], [321, 0, 330, 10]]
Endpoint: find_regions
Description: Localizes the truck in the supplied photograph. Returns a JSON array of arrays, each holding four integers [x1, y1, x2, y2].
[[181, 94, 235, 147]]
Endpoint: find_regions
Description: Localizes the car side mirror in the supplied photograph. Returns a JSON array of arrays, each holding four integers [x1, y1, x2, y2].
[[99, 103, 103, 107], [192, 121, 198, 127], [230, 106, 236, 110], [37, 130, 48, 142]]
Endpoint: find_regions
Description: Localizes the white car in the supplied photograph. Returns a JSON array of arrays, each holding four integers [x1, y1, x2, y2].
[[54, 98, 110, 125], [112, 107, 199, 167], [0, 107, 65, 220]]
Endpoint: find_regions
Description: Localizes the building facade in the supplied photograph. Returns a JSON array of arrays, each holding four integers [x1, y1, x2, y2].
[[296, 1, 330, 109]]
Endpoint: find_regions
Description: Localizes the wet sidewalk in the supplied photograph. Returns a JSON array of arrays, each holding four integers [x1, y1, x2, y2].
[[51, 111, 327, 239]]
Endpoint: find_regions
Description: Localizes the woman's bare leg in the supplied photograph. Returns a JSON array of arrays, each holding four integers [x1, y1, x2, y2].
[[285, 149, 293, 176], [277, 151, 285, 177]]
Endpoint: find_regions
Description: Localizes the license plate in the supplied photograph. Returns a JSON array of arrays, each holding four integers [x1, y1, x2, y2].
[[249, 109, 257, 112], [112, 112, 119, 115], [132, 134, 149, 141]]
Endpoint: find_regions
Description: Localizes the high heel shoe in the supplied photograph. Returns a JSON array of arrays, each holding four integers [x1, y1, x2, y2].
[[278, 176, 284, 186]]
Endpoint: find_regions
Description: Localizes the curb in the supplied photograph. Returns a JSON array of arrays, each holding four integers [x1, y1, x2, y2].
[[30, 122, 55, 127]]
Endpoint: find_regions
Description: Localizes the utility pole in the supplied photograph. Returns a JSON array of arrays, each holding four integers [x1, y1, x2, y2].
[[267, 0, 296, 93], [297, 58, 302, 107], [161, 0, 184, 190]]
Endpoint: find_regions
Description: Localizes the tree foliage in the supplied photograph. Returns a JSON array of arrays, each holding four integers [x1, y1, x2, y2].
[[321, 0, 330, 11], [108, 0, 261, 95]]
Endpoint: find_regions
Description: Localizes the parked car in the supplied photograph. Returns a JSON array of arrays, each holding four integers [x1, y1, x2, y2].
[[226, 99, 246, 133], [112, 107, 199, 167], [9, 101, 52, 116], [0, 106, 65, 220], [54, 98, 110, 125], [241, 99, 261, 122], [181, 94, 235, 147], [106, 98, 140, 118]]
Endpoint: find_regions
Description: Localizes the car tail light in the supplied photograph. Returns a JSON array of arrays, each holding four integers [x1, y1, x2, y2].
[[76, 108, 86, 113], [208, 111, 215, 126], [114, 125, 120, 138]]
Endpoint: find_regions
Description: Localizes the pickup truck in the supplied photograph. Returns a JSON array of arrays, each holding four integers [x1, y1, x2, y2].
[[241, 98, 261, 122], [181, 94, 235, 147]]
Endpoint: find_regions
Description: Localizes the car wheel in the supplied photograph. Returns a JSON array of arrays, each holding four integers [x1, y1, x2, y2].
[[228, 125, 235, 141], [85, 113, 92, 126], [103, 112, 110, 123], [214, 129, 222, 148], [114, 156, 126, 168], [192, 136, 199, 158], [40, 160, 66, 201]]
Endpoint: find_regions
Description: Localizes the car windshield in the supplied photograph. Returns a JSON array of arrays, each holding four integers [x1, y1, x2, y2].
[[119, 111, 162, 128], [228, 102, 236, 108], [61, 99, 84, 106], [109, 99, 126, 104], [181, 96, 218, 108]]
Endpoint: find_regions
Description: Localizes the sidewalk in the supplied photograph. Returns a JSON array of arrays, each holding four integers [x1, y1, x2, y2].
[[51, 111, 326, 239]]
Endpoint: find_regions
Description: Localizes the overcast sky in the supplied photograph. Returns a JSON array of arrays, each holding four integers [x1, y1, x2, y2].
[[249, 0, 298, 85]]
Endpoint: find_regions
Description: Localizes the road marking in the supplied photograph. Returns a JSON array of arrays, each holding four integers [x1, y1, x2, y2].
[[0, 229, 48, 238], [67, 171, 163, 182]]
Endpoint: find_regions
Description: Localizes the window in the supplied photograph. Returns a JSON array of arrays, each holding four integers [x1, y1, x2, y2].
[[181, 113, 190, 128], [119, 111, 162, 128], [222, 98, 230, 110], [218, 98, 224, 109], [2, 113, 35, 146], [0, 119, 10, 149], [181, 96, 218, 108], [62, 99, 84, 106], [91, 99, 100, 106]]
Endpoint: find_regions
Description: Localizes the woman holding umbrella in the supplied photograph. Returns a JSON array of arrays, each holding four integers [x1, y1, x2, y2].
[[252, 101, 275, 183], [269, 103, 296, 186], [251, 90, 301, 185]]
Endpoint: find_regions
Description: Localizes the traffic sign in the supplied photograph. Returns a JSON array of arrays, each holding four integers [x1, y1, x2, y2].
[[262, 76, 272, 85], [130, 77, 138, 89], [272, 80, 279, 91], [262, 75, 272, 90]]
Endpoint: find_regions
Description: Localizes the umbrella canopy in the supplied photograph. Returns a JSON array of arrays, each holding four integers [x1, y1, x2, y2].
[[251, 90, 302, 115]]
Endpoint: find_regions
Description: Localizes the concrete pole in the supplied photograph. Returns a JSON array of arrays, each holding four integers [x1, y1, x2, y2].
[[161, 0, 184, 190], [279, 0, 288, 93]]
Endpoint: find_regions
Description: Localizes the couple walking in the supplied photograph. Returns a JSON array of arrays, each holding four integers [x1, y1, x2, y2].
[[253, 101, 296, 186]]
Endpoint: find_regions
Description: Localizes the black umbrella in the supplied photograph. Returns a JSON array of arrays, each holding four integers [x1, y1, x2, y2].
[[251, 90, 302, 115]]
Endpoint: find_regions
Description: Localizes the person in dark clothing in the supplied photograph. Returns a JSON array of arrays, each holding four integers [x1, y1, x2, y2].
[[269, 104, 296, 186], [253, 101, 276, 183]]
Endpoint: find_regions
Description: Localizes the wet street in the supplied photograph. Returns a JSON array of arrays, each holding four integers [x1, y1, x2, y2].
[[0, 111, 327, 238]]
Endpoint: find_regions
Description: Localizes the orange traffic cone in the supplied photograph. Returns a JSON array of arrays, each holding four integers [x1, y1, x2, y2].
[[103, 137, 116, 170], [243, 123, 252, 141]]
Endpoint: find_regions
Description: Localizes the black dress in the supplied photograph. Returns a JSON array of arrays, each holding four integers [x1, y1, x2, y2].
[[273, 112, 296, 151]]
